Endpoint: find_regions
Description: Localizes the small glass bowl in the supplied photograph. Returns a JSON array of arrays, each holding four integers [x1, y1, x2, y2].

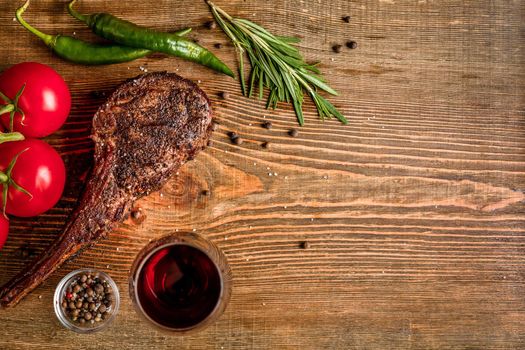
[[53, 269, 120, 333]]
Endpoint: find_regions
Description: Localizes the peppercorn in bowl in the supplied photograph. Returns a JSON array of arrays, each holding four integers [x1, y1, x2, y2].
[[53, 269, 120, 333]]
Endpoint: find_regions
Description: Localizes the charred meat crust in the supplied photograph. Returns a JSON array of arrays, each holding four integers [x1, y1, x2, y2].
[[0, 72, 213, 307]]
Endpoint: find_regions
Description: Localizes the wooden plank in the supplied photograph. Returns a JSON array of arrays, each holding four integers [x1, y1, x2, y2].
[[0, 0, 523, 349]]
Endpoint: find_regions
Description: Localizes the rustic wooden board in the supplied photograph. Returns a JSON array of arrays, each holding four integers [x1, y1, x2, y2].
[[0, 0, 524, 349]]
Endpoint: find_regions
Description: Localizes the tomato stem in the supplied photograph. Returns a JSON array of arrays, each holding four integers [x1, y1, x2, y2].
[[0, 148, 32, 217], [0, 132, 24, 144], [0, 84, 26, 132], [0, 104, 14, 116]]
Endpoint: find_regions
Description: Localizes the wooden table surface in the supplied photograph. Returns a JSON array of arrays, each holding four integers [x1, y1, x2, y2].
[[0, 0, 524, 349]]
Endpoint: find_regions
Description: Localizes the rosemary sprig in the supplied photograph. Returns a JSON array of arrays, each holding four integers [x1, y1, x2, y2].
[[206, 1, 347, 126]]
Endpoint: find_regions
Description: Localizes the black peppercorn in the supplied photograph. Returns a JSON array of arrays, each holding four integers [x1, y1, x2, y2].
[[94, 284, 104, 294], [90, 90, 107, 99], [332, 44, 343, 53], [214, 43, 223, 49], [262, 121, 272, 129], [342, 15, 351, 23], [288, 129, 299, 137], [232, 136, 243, 145], [205, 21, 216, 29], [261, 141, 270, 149], [131, 208, 142, 220], [218, 91, 229, 100], [346, 40, 357, 49]]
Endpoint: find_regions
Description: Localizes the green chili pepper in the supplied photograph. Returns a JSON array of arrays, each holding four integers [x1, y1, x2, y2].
[[16, 1, 191, 65], [68, 0, 234, 77]]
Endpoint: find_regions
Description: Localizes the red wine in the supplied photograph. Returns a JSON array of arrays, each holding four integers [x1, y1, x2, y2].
[[136, 244, 222, 329]]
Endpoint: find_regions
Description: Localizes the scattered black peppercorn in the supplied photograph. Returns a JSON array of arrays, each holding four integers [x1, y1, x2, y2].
[[18, 244, 36, 259], [90, 90, 107, 99], [214, 43, 223, 49], [205, 21, 217, 29], [131, 208, 141, 220], [332, 44, 343, 53], [202, 189, 210, 196], [288, 129, 299, 137], [130, 207, 146, 224], [232, 136, 243, 145], [342, 15, 351, 23], [300, 241, 310, 249], [228, 131, 243, 145], [346, 40, 357, 49], [261, 141, 270, 149], [262, 121, 272, 129], [218, 91, 229, 99]]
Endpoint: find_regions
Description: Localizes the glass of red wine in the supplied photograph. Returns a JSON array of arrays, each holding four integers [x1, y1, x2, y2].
[[129, 232, 232, 333]]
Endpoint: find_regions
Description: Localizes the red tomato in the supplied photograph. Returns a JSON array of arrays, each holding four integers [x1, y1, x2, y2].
[[0, 215, 8, 250], [0, 62, 71, 138], [0, 139, 66, 217]]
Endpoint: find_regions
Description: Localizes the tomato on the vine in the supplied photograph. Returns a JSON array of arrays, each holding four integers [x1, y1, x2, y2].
[[0, 215, 8, 250], [0, 139, 66, 217], [0, 62, 71, 138]]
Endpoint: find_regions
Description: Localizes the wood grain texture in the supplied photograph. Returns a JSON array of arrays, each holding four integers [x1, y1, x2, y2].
[[0, 0, 524, 349]]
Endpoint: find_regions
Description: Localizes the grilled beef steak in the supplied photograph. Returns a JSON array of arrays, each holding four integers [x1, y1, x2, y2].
[[0, 72, 213, 307]]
